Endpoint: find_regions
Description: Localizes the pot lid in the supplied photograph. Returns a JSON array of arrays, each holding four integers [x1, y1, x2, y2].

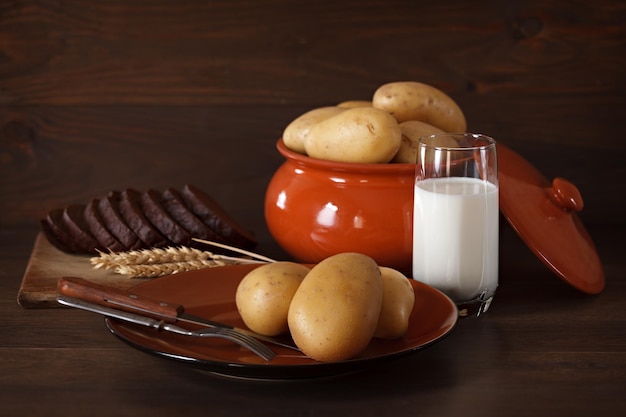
[[497, 143, 605, 294]]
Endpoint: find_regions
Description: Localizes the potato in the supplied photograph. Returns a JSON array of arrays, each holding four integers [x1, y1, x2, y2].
[[337, 100, 372, 108], [282, 106, 346, 154], [288, 253, 383, 362], [391, 120, 445, 163], [304, 107, 402, 164], [374, 267, 415, 339], [372, 81, 467, 132], [235, 262, 310, 336]]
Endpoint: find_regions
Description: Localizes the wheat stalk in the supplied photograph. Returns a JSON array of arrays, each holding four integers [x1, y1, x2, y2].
[[192, 238, 278, 263], [90, 242, 272, 278]]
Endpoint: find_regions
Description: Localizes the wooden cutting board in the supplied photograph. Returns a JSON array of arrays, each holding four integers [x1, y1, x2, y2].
[[18, 233, 151, 308]]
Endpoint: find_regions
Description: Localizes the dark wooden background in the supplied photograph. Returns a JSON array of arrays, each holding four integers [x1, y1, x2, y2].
[[1, 1, 625, 416], [2, 0, 624, 245]]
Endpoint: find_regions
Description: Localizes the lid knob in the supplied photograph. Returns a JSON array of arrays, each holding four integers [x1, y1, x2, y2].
[[548, 177, 584, 212]]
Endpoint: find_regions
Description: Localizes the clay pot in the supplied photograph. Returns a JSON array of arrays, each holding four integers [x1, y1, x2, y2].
[[264, 139, 415, 274]]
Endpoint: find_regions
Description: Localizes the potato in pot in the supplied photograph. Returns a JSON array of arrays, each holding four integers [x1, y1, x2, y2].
[[373, 81, 467, 133], [282, 106, 346, 154], [392, 120, 445, 164], [304, 107, 402, 164], [336, 100, 372, 108]]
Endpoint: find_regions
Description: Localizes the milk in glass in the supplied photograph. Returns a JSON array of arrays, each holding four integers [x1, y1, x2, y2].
[[412, 177, 498, 302]]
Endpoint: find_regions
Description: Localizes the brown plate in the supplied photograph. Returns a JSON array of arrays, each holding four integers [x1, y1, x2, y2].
[[106, 264, 458, 380]]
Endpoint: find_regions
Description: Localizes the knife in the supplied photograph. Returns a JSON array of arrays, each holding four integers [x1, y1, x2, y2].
[[56, 295, 275, 361], [57, 276, 300, 352]]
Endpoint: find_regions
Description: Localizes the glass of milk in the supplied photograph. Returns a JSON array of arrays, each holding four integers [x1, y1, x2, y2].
[[412, 133, 498, 318]]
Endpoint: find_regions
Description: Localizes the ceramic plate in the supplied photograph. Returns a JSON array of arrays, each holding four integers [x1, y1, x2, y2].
[[106, 264, 458, 380]]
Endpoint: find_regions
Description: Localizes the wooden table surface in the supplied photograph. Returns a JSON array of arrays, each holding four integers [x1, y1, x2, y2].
[[1, 1, 624, 416]]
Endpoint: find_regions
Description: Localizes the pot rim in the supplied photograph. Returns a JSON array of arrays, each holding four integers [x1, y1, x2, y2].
[[276, 138, 415, 174]]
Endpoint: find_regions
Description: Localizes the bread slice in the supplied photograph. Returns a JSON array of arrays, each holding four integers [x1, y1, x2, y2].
[[139, 189, 191, 246], [180, 184, 257, 249], [42, 208, 83, 253], [98, 192, 143, 251], [41, 217, 74, 253], [62, 204, 102, 254], [84, 198, 126, 252], [118, 188, 170, 248], [160, 187, 226, 245]]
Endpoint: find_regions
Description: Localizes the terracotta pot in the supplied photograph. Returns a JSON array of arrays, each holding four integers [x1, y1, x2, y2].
[[264, 139, 415, 274]]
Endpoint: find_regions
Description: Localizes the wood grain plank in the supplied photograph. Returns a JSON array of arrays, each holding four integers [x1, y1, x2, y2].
[[17, 232, 151, 308], [0, 0, 624, 105], [0, 326, 624, 417]]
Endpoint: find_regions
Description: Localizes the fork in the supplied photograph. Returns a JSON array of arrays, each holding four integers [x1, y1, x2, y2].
[[57, 295, 276, 361]]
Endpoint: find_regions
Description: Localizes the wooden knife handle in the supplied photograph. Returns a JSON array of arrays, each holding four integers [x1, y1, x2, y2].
[[57, 276, 183, 322]]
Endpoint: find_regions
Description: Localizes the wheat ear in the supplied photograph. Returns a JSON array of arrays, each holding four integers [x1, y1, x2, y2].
[[91, 246, 213, 269], [114, 259, 228, 278]]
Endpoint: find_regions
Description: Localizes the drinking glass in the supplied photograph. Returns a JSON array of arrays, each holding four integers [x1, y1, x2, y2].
[[412, 133, 498, 317]]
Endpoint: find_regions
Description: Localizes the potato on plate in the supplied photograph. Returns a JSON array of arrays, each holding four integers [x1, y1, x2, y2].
[[236, 262, 310, 336], [374, 267, 415, 339], [288, 253, 383, 362]]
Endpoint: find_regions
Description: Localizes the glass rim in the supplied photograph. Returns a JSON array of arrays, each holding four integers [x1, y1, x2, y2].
[[418, 132, 496, 151]]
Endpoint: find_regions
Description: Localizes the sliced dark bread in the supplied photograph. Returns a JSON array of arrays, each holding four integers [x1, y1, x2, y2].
[[118, 188, 170, 248], [40, 185, 256, 255], [98, 192, 143, 251], [160, 187, 227, 245], [83, 198, 126, 252], [180, 184, 257, 249], [140, 189, 191, 246], [62, 204, 103, 254], [41, 217, 74, 253], [43, 208, 83, 253]]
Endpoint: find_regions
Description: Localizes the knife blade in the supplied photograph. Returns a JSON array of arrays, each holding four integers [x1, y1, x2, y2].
[[57, 276, 300, 352]]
